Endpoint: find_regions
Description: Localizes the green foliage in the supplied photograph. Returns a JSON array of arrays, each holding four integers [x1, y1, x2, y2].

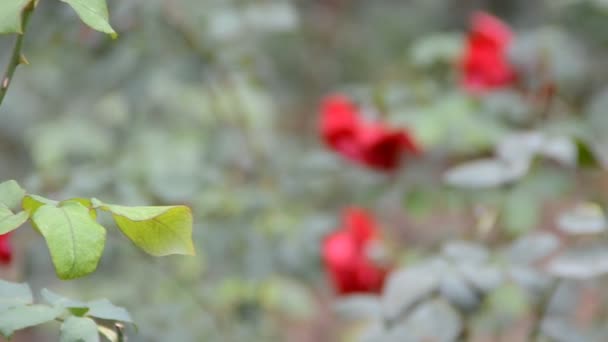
[[93, 199, 195, 256], [0, 0, 115, 37], [60, 317, 100, 342], [4, 0, 608, 340], [33, 202, 107, 280], [0, 179, 26, 209], [0, 0, 32, 34], [0, 280, 131, 340], [0, 180, 195, 279], [60, 0, 116, 36], [0, 305, 64, 338]]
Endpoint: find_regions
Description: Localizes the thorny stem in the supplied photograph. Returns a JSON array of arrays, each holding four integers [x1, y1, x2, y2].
[[0, 0, 35, 107]]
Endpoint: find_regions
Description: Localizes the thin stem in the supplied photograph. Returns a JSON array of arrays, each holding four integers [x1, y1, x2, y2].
[[0, 0, 35, 107], [530, 279, 560, 341]]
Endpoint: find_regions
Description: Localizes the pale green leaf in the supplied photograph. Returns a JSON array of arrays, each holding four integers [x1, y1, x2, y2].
[[86, 299, 132, 323], [41, 289, 131, 323], [0, 280, 32, 311], [22, 194, 58, 215], [60, 316, 100, 342], [97, 201, 194, 256], [0, 0, 31, 34], [32, 202, 106, 279], [0, 180, 25, 209], [41, 289, 88, 314], [61, 0, 116, 36], [61, 198, 97, 220], [0, 305, 63, 338], [0, 205, 28, 235], [502, 190, 540, 237]]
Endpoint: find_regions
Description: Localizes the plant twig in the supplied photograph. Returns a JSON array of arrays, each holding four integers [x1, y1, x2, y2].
[[0, 1, 36, 107], [530, 279, 560, 341]]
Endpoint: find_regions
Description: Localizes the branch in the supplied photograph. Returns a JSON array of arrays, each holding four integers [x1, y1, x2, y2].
[[0, 1, 35, 107]]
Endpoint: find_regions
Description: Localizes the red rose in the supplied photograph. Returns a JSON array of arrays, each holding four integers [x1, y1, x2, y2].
[[358, 123, 420, 171], [461, 11, 517, 92], [319, 94, 362, 162], [0, 233, 13, 265], [319, 94, 419, 171], [322, 208, 389, 295]]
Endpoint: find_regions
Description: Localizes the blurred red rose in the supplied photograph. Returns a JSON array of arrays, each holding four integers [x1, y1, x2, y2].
[[358, 123, 420, 171], [0, 233, 12, 265], [319, 94, 362, 162], [461, 11, 517, 92], [319, 94, 419, 171], [322, 208, 389, 295]]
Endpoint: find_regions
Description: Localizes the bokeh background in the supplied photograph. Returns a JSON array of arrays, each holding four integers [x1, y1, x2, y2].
[[3, 0, 608, 341]]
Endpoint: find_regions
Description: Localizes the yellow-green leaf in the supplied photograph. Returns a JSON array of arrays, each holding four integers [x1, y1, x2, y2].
[[22, 194, 58, 215], [32, 202, 106, 280], [61, 198, 97, 220], [60, 0, 116, 36], [0, 0, 32, 34], [96, 201, 195, 256]]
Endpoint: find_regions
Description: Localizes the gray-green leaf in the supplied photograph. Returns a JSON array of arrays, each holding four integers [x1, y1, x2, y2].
[[32, 202, 106, 279], [0, 280, 32, 311], [0, 305, 63, 338], [60, 316, 100, 342], [86, 299, 132, 323]]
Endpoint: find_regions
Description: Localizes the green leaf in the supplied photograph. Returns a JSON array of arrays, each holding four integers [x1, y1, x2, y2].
[[0, 205, 29, 235], [486, 283, 530, 317], [61, 198, 97, 220], [0, 0, 31, 34], [95, 201, 195, 256], [502, 190, 540, 237], [443, 159, 528, 189], [41, 289, 131, 323], [0, 305, 63, 338], [32, 202, 106, 279], [22, 194, 59, 215], [86, 299, 133, 323], [41, 289, 88, 315], [60, 316, 100, 342], [60, 0, 116, 36], [0, 280, 32, 311], [0, 180, 25, 209], [575, 138, 601, 168], [557, 203, 606, 235]]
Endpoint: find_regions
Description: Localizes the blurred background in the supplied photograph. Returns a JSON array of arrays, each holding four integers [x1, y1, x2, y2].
[[3, 0, 608, 341]]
